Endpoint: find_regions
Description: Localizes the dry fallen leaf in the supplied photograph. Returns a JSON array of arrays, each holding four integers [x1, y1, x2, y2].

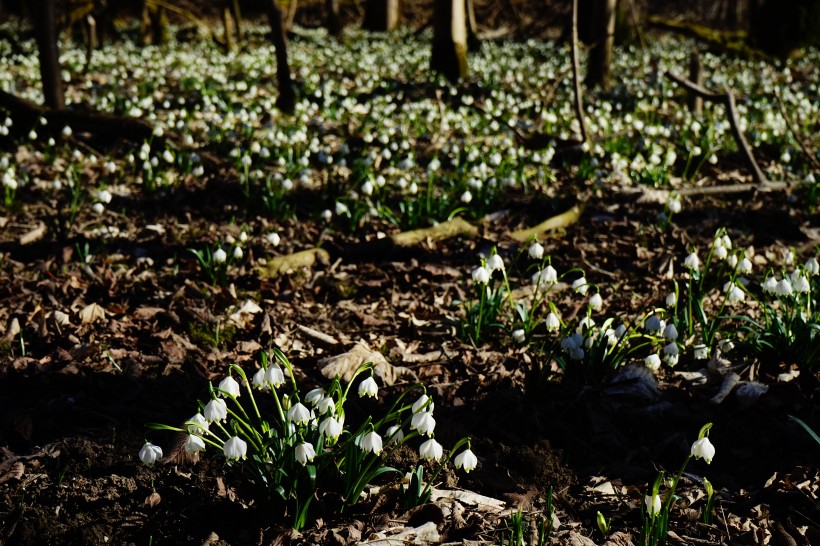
[[144, 491, 161, 507], [319, 340, 415, 386], [78, 303, 107, 324]]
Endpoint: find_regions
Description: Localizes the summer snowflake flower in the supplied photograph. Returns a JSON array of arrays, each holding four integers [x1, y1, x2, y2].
[[316, 396, 335, 415], [385, 425, 404, 444], [663, 342, 679, 365], [139, 442, 163, 467], [361, 431, 383, 455], [806, 257, 820, 276], [204, 398, 228, 422], [223, 436, 247, 460], [693, 345, 709, 360], [532, 265, 558, 285], [295, 442, 316, 465], [644, 315, 662, 333], [645, 354, 661, 371], [264, 364, 285, 388], [663, 323, 678, 341], [666, 292, 677, 307], [419, 438, 443, 462], [690, 437, 715, 463], [589, 293, 603, 310], [266, 232, 281, 246], [645, 494, 661, 516], [684, 251, 700, 272], [319, 416, 342, 440], [486, 253, 505, 272], [411, 411, 436, 437], [358, 376, 379, 398], [185, 434, 206, 454], [792, 274, 810, 293], [472, 266, 490, 285], [213, 248, 227, 264], [762, 276, 778, 294], [252, 368, 267, 390], [412, 394, 433, 414], [305, 387, 325, 406], [460, 190, 473, 204], [529, 242, 545, 260], [233, 246, 243, 260], [667, 193, 682, 214], [545, 312, 561, 332], [512, 329, 526, 343], [725, 282, 745, 303], [454, 449, 478, 473], [288, 403, 311, 426], [218, 376, 241, 398], [775, 278, 793, 297], [572, 277, 588, 294], [738, 257, 753, 274], [186, 413, 209, 434]]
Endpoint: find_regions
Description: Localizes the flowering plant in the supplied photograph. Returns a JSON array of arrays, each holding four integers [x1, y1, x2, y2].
[[140, 348, 475, 530]]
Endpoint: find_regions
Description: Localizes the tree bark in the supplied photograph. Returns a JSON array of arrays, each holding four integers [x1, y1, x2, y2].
[[325, 0, 342, 36], [264, 0, 296, 114], [585, 0, 616, 89], [363, 0, 399, 32], [32, 0, 64, 110], [688, 51, 703, 116], [231, 0, 243, 40], [285, 0, 298, 31], [571, 0, 588, 142], [465, 0, 480, 50], [222, 5, 235, 53], [431, 0, 468, 84]]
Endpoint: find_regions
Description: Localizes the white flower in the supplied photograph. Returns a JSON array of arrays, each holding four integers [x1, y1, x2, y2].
[[335, 201, 349, 215], [97, 189, 112, 203], [419, 438, 443, 461], [589, 293, 603, 309], [186, 413, 209, 434], [223, 437, 247, 460], [233, 246, 243, 259], [62, 125, 72, 137], [218, 376, 241, 398], [645, 494, 661, 516], [185, 434, 206, 454], [806, 257, 820, 276], [213, 248, 227, 264], [512, 329, 526, 343], [614, 324, 627, 338], [666, 292, 677, 307], [532, 266, 558, 285], [319, 416, 342, 440], [412, 394, 433, 414], [572, 277, 588, 294], [667, 194, 681, 214], [361, 431, 383, 455], [738, 258, 753, 274], [266, 232, 281, 246], [385, 424, 404, 444], [663, 342, 679, 359], [645, 354, 661, 371], [204, 398, 228, 422], [139, 442, 163, 467], [693, 344, 709, 360], [684, 252, 700, 272], [454, 449, 478, 473], [714, 245, 728, 260], [305, 387, 325, 406], [361, 180, 374, 196], [486, 253, 505, 272], [460, 190, 473, 203], [358, 376, 379, 398], [316, 396, 335, 415], [411, 411, 436, 437], [793, 275, 810, 293], [727, 254, 738, 268], [762, 276, 778, 294], [663, 323, 678, 341], [163, 149, 174, 163], [645, 315, 662, 333], [528, 242, 544, 259], [295, 442, 316, 465], [690, 437, 715, 463], [288, 403, 311, 425], [321, 209, 332, 222], [775, 278, 793, 297], [252, 368, 268, 390], [92, 202, 105, 214], [264, 364, 285, 388], [725, 282, 745, 303], [471, 266, 490, 285], [545, 312, 561, 331]]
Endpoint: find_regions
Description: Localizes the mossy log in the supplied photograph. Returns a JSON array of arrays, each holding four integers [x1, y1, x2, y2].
[[509, 204, 585, 242]]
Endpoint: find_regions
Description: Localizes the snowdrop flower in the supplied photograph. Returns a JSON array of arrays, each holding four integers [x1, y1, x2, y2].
[[572, 277, 589, 294], [738, 257, 753, 274], [714, 245, 728, 260], [528, 242, 544, 260], [545, 312, 561, 332], [684, 252, 700, 272], [204, 398, 228, 422], [419, 438, 443, 462], [233, 246, 243, 260], [645, 494, 661, 516], [92, 202, 105, 214], [213, 248, 227, 264], [139, 442, 163, 467], [486, 253, 505, 272], [667, 194, 681, 214], [663, 342, 679, 363], [361, 431, 383, 455], [412, 394, 433, 414], [589, 293, 603, 310], [218, 376, 241, 398], [725, 282, 745, 303], [223, 437, 247, 460], [266, 232, 281, 246], [186, 413, 209, 434], [792, 273, 810, 293], [472, 266, 490, 285], [666, 292, 677, 307], [690, 437, 715, 463], [663, 323, 678, 341], [358, 376, 378, 398], [411, 411, 436, 437], [512, 329, 526, 343], [762, 276, 778, 294], [319, 416, 342, 441], [693, 344, 709, 360], [806, 257, 820, 276], [775, 278, 793, 297], [288, 403, 311, 426], [264, 364, 285, 388], [295, 442, 316, 465], [454, 449, 478, 473], [305, 387, 325, 406], [645, 315, 662, 333], [460, 190, 473, 204], [97, 189, 112, 204], [532, 266, 557, 285], [385, 424, 404, 444], [185, 434, 206, 454], [645, 354, 661, 371]]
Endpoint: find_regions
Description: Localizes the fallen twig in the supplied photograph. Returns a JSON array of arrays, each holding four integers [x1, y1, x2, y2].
[[774, 88, 820, 172], [570, 0, 589, 143]]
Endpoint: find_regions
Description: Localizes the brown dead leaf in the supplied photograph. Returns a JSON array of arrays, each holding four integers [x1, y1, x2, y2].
[[0, 461, 24, 485], [78, 303, 107, 324], [144, 491, 161, 507], [319, 341, 415, 386], [134, 307, 164, 320]]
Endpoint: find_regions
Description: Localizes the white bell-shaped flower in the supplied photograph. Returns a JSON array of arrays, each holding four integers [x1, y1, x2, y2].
[[295, 442, 316, 465], [223, 436, 247, 460], [361, 431, 383, 455], [690, 437, 715, 463], [139, 442, 163, 467], [319, 416, 342, 441], [358, 376, 379, 398], [218, 376, 241, 398], [264, 364, 285, 388], [419, 438, 443, 462], [204, 398, 228, 422], [288, 403, 311, 426], [645, 494, 661, 516], [411, 411, 436, 437], [454, 449, 478, 473], [185, 434, 206, 454]]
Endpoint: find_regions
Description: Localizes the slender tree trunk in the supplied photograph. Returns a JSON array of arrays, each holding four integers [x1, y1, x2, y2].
[[222, 5, 235, 53], [33, 0, 64, 110], [231, 0, 243, 40], [285, 0, 298, 31], [688, 51, 703, 116], [363, 0, 399, 32], [84, 14, 97, 73], [571, 0, 588, 143], [325, 0, 342, 36], [431, 0, 468, 84], [465, 0, 480, 50], [586, 0, 616, 89], [264, 0, 296, 114]]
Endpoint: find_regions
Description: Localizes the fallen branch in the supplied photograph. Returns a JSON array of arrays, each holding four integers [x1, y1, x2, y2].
[[774, 89, 820, 173], [665, 71, 768, 185], [509, 203, 584, 242]]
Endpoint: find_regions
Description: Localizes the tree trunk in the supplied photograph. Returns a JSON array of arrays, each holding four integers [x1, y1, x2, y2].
[[363, 0, 399, 32], [285, 0, 298, 31], [688, 51, 703, 116], [32, 0, 64, 110], [431, 0, 467, 84], [222, 5, 235, 53], [465, 0, 480, 50], [325, 0, 342, 36], [585, 0, 616, 89], [231, 0, 243, 40], [264, 0, 296, 114]]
